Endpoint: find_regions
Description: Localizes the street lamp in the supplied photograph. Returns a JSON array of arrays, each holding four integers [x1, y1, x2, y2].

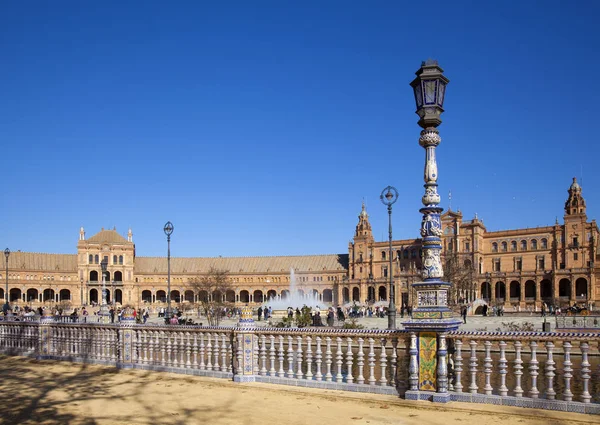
[[164, 221, 174, 320], [485, 272, 491, 301], [380, 185, 398, 330], [99, 258, 109, 322], [403, 59, 461, 335], [4, 248, 10, 314]]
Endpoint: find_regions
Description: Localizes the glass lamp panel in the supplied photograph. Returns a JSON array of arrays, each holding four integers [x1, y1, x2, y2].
[[437, 81, 446, 107], [414, 84, 423, 108], [424, 80, 437, 105]]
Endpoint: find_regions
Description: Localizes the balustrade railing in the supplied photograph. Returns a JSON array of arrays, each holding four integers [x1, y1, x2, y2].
[[448, 331, 600, 411], [0, 321, 598, 414]]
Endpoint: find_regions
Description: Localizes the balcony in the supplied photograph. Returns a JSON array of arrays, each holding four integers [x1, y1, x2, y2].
[[86, 281, 124, 286]]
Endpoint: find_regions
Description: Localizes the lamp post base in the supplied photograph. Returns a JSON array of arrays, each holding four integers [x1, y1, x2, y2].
[[98, 304, 111, 324], [387, 309, 397, 330]]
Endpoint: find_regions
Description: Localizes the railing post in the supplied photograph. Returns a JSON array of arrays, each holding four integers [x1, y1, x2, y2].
[[233, 305, 257, 382], [118, 307, 136, 368], [38, 309, 55, 359]]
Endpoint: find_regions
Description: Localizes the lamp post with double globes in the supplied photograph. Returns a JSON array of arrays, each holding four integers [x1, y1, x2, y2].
[[380, 186, 399, 330], [4, 248, 10, 314], [164, 221, 174, 321]]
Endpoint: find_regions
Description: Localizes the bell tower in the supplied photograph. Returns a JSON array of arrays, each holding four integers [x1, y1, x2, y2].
[[348, 202, 375, 281], [564, 177, 586, 217]]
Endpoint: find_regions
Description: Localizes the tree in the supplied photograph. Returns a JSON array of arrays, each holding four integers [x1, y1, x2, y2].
[[443, 252, 476, 306], [189, 266, 231, 326]]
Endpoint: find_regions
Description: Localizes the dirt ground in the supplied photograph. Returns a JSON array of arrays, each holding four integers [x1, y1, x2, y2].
[[0, 356, 596, 425]]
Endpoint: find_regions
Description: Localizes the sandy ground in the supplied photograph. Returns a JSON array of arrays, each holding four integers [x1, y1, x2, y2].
[[0, 356, 596, 425]]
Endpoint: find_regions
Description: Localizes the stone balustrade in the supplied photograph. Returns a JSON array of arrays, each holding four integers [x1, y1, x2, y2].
[[0, 321, 598, 415]]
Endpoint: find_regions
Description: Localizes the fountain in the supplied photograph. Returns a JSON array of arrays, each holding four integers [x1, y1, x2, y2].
[[263, 268, 328, 318]]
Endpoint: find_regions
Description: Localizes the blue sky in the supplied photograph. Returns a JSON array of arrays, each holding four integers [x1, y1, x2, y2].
[[1, 1, 599, 257]]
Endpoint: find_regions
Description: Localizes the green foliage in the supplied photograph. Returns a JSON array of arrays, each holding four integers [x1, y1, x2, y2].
[[500, 321, 535, 332], [342, 318, 364, 329], [275, 316, 294, 328]]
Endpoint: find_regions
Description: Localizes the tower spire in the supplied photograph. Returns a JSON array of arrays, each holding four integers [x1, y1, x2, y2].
[[564, 177, 586, 217]]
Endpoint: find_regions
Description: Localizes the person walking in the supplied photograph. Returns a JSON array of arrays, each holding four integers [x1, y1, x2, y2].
[[461, 306, 467, 324], [257, 306, 263, 321]]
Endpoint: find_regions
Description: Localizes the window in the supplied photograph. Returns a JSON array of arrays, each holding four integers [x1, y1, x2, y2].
[[411, 249, 417, 259], [538, 257, 545, 270], [515, 258, 522, 271], [520, 240, 527, 250], [88, 254, 93, 264], [511, 241, 517, 252], [573, 237, 579, 247], [382, 251, 386, 261], [113, 255, 117, 264], [396, 250, 401, 259], [541, 238, 547, 249], [403, 250, 409, 259], [383, 267, 388, 278], [119, 255, 123, 265], [465, 242, 470, 252], [501, 242, 507, 252], [494, 259, 501, 272], [492, 242, 498, 252], [531, 239, 537, 250], [103, 256, 108, 264], [94, 255, 99, 264], [574, 253, 578, 261]]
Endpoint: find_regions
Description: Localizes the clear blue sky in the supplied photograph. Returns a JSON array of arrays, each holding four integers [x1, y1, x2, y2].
[[2, 1, 599, 257]]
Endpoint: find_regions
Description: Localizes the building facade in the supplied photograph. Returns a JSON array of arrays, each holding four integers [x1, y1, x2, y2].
[[2, 179, 598, 311]]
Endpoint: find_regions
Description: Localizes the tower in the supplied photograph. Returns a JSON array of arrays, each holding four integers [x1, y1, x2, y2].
[[348, 202, 374, 280]]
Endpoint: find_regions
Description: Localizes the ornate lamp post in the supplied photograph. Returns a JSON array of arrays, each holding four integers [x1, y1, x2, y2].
[[164, 221, 174, 320], [403, 61, 461, 401], [380, 185, 398, 330], [4, 248, 10, 314], [99, 258, 110, 322]]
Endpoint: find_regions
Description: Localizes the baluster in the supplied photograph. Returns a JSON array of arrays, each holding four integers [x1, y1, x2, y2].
[[335, 337, 343, 383], [296, 336, 304, 379], [545, 341, 556, 400], [185, 332, 192, 368], [268, 335, 276, 376], [305, 336, 313, 380], [227, 335, 233, 373], [368, 337, 376, 385], [148, 330, 154, 364], [580, 342, 591, 403], [260, 335, 267, 376], [380, 338, 388, 386], [140, 330, 146, 364], [315, 336, 323, 381], [192, 333, 199, 369], [483, 341, 492, 395], [562, 341, 573, 402], [468, 340, 478, 394], [356, 338, 365, 384], [221, 334, 228, 372], [287, 336, 294, 378], [199, 333, 206, 370], [325, 337, 333, 382], [529, 341, 539, 398], [345, 337, 354, 384], [214, 332, 221, 371], [390, 337, 398, 388], [174, 332, 182, 368], [160, 331, 166, 366], [513, 341, 523, 397], [498, 341, 508, 396], [206, 333, 213, 370], [453, 339, 463, 392], [167, 333, 173, 366], [180, 333, 186, 367], [277, 335, 285, 377]]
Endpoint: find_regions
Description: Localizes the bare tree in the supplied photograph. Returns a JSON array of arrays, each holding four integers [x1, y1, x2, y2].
[[189, 266, 231, 326], [443, 252, 475, 306]]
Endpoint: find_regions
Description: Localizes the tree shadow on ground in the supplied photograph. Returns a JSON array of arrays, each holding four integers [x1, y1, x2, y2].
[[0, 355, 241, 425]]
